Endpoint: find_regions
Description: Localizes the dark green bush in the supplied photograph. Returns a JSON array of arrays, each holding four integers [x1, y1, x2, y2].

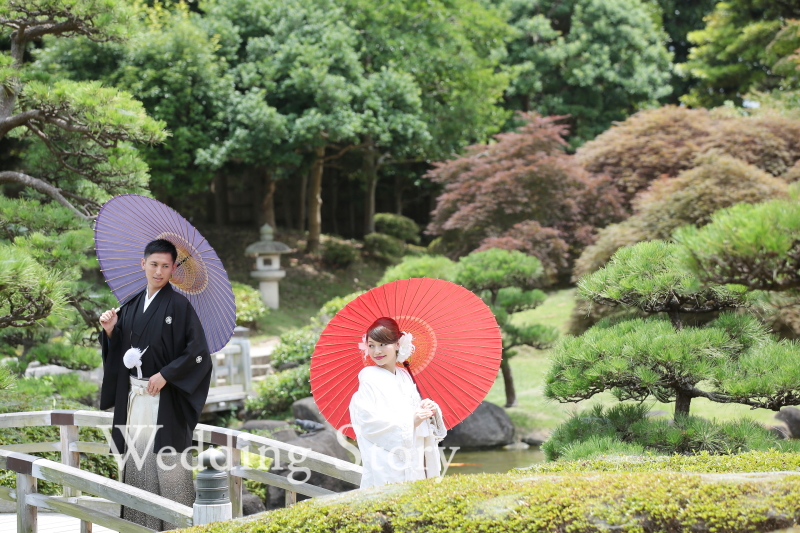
[[363, 232, 404, 263], [0, 392, 117, 495], [269, 326, 319, 369], [316, 291, 364, 323], [542, 403, 797, 461], [321, 236, 360, 268], [231, 282, 268, 326], [373, 213, 420, 243], [378, 256, 458, 285], [25, 341, 101, 371], [15, 374, 98, 405], [185, 463, 800, 533], [244, 364, 310, 418]]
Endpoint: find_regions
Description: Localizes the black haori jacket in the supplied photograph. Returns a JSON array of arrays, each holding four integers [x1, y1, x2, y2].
[[99, 283, 212, 455]]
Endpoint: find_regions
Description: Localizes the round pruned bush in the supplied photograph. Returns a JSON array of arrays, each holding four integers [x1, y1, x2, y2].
[[269, 326, 319, 369], [231, 282, 268, 326], [24, 341, 101, 372], [373, 213, 420, 243], [321, 236, 360, 268], [378, 255, 459, 285], [245, 364, 310, 418], [363, 232, 404, 263]]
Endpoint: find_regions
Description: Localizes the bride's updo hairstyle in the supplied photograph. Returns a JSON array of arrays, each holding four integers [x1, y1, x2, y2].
[[366, 317, 402, 344]]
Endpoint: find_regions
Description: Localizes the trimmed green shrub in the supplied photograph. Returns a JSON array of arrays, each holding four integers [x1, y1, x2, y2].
[[231, 282, 268, 326], [316, 291, 364, 323], [378, 256, 459, 285], [363, 232, 404, 263], [15, 374, 98, 404], [373, 213, 420, 243], [184, 466, 800, 533], [245, 364, 310, 418], [321, 237, 360, 268], [24, 341, 101, 372], [542, 403, 798, 461], [269, 326, 319, 369], [0, 392, 117, 495], [524, 449, 800, 474]]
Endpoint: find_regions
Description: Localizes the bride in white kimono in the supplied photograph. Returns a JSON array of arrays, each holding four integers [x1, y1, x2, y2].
[[349, 317, 447, 488]]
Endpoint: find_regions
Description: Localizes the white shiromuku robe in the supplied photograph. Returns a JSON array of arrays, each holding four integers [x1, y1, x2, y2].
[[349, 365, 447, 489]]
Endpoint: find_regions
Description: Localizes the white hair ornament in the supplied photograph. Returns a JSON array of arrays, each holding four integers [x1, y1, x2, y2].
[[123, 346, 147, 379], [396, 332, 415, 364], [358, 335, 369, 362]]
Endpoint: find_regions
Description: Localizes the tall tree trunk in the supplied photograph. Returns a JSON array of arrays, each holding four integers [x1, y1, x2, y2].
[[298, 169, 309, 232], [213, 174, 228, 225], [394, 174, 404, 215], [305, 144, 326, 253], [674, 390, 692, 420], [349, 177, 356, 238], [500, 356, 518, 408], [362, 141, 378, 235], [260, 167, 277, 229], [331, 169, 339, 236], [280, 179, 293, 229]]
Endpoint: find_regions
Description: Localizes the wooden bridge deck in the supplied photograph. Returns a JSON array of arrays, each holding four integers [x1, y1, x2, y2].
[[0, 513, 115, 532]]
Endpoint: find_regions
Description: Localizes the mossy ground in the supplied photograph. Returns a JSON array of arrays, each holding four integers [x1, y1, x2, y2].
[[183, 451, 800, 533]]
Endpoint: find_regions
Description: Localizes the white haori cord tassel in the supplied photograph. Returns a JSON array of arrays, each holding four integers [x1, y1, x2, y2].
[[123, 347, 148, 379]]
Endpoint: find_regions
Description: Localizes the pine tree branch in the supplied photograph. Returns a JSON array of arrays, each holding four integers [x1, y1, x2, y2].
[[0, 109, 42, 139], [0, 171, 90, 220]]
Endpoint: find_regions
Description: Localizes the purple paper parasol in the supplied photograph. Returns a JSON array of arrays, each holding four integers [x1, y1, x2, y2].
[[94, 194, 236, 353]]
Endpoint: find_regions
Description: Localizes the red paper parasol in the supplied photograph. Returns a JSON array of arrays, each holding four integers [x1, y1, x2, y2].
[[310, 278, 502, 439]]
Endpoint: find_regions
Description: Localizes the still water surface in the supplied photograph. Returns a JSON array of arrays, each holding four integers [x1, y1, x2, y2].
[[444, 447, 545, 476]]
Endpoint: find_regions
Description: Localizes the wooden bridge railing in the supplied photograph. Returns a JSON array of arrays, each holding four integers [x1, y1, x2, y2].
[[0, 410, 363, 533]]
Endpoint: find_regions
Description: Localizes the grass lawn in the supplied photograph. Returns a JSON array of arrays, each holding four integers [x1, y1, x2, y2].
[[484, 288, 782, 437]]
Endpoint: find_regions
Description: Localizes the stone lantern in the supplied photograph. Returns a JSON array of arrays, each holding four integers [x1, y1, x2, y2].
[[245, 224, 291, 309]]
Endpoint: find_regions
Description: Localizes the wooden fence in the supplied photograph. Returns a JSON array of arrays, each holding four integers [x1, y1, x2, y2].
[[0, 410, 362, 533]]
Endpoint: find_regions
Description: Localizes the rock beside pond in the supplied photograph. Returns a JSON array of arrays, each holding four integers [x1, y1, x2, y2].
[[441, 401, 514, 449], [775, 407, 800, 438], [292, 396, 332, 427], [242, 486, 267, 516], [521, 429, 551, 446], [267, 429, 358, 509], [239, 419, 298, 441]]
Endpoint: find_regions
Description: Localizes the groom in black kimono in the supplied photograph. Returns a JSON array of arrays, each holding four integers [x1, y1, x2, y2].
[[99, 238, 212, 529]]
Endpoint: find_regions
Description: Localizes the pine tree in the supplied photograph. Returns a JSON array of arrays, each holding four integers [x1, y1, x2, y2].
[[456, 248, 558, 407], [546, 240, 800, 421]]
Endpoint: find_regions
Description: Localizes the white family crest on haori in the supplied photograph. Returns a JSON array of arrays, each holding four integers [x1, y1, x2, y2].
[[396, 332, 415, 363], [165, 316, 172, 324], [196, 356, 203, 363], [123, 347, 148, 379]]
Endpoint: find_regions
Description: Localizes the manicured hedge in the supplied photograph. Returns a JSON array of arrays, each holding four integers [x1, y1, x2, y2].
[[185, 453, 800, 533]]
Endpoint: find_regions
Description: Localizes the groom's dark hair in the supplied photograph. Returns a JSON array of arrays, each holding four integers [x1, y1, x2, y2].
[[144, 239, 178, 263]]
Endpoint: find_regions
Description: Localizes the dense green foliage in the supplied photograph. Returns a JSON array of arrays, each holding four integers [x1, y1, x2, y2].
[[231, 282, 269, 327], [188, 467, 800, 533], [498, 0, 673, 146], [362, 233, 404, 264], [679, 1, 800, 108], [321, 236, 360, 269], [372, 214, 420, 244], [378, 256, 458, 285], [245, 363, 311, 418], [542, 403, 798, 461]]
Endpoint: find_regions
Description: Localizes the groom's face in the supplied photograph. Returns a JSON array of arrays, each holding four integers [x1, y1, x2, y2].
[[141, 252, 176, 290]]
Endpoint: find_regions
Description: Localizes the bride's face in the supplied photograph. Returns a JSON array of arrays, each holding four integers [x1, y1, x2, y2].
[[367, 336, 399, 369]]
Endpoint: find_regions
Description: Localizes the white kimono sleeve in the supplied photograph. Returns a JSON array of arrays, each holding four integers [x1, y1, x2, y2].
[[350, 379, 414, 454]]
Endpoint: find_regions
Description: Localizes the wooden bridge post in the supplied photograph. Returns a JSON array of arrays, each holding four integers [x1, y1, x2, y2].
[[229, 447, 243, 519], [17, 472, 37, 533], [59, 424, 80, 497]]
